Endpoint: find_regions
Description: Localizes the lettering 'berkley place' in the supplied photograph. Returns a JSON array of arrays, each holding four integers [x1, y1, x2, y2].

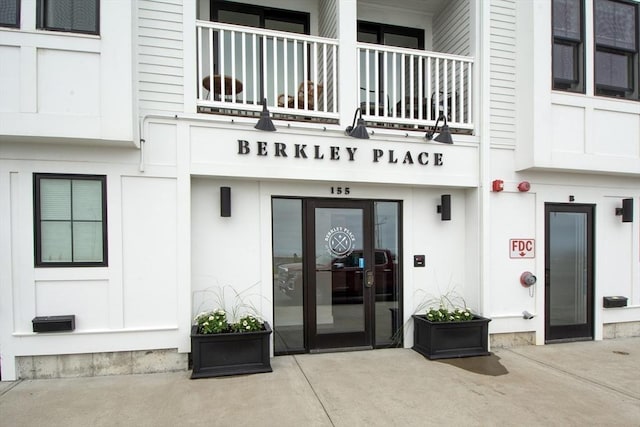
[[237, 140, 444, 166]]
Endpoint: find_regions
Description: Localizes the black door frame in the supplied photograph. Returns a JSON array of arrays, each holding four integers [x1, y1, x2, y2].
[[304, 198, 376, 351], [544, 203, 595, 342]]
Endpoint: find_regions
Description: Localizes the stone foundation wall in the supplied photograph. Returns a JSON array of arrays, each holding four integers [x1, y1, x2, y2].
[[603, 321, 640, 339], [490, 332, 536, 348], [17, 349, 187, 379]]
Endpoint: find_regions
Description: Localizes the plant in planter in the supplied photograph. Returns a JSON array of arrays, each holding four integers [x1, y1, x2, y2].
[[190, 285, 272, 379], [412, 293, 491, 360]]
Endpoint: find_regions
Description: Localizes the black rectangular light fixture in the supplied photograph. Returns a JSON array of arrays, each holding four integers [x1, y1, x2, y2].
[[437, 194, 451, 221], [220, 186, 231, 217], [615, 198, 633, 223]]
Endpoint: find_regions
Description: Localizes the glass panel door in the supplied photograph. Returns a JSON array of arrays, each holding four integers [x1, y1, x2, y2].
[[307, 200, 373, 350], [545, 204, 594, 342]]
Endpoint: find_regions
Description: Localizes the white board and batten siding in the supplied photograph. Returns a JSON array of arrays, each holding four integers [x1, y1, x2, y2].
[[138, 0, 185, 113]]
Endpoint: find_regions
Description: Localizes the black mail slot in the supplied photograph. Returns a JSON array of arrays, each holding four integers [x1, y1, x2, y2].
[[603, 296, 628, 308], [32, 315, 76, 332]]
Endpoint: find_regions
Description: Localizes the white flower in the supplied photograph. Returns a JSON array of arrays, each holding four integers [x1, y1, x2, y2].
[[246, 325, 250, 330]]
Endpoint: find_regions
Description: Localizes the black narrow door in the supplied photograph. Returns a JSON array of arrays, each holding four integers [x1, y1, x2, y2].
[[306, 199, 374, 350], [545, 204, 594, 342]]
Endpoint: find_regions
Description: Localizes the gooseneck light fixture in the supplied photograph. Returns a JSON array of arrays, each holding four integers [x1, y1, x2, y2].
[[345, 107, 369, 139], [254, 98, 276, 131], [425, 113, 453, 144]]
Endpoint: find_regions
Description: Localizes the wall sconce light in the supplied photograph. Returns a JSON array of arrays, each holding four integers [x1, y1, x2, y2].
[[615, 198, 633, 223], [437, 194, 451, 221], [425, 114, 453, 144], [345, 108, 369, 139], [220, 186, 231, 217], [254, 98, 276, 131]]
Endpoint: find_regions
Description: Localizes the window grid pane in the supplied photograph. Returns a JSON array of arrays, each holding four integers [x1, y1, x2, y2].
[[41, 222, 73, 262], [595, 0, 636, 51], [0, 0, 19, 27], [40, 179, 71, 220], [42, 0, 98, 34], [73, 222, 103, 262], [72, 180, 102, 221]]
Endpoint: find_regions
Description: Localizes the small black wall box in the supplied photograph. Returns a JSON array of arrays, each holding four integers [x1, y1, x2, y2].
[[603, 296, 628, 308], [32, 315, 76, 332]]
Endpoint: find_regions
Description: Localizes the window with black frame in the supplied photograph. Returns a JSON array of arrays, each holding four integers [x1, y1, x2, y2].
[[357, 22, 425, 118], [34, 174, 108, 267], [209, 1, 309, 105], [0, 0, 20, 28], [594, 0, 639, 99], [552, 0, 585, 92], [37, 0, 99, 35]]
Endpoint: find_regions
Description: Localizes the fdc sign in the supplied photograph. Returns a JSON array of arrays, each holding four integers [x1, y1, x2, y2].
[[510, 239, 535, 259]]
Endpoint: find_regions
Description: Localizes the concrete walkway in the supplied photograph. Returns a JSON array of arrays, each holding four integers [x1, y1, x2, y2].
[[1, 338, 639, 426]]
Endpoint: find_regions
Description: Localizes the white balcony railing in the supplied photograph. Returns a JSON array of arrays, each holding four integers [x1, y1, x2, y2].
[[197, 21, 339, 120], [358, 43, 474, 130], [196, 21, 474, 132]]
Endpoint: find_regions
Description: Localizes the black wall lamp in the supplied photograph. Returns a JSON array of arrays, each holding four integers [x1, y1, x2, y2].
[[437, 194, 451, 221], [615, 198, 633, 223], [254, 98, 276, 131], [220, 186, 231, 217], [345, 107, 369, 139], [425, 114, 453, 144]]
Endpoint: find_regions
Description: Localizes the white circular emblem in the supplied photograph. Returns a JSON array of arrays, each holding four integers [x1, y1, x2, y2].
[[324, 227, 356, 258]]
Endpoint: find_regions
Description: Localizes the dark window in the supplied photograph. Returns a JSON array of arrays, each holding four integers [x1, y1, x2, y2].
[[34, 174, 107, 267], [357, 21, 424, 49], [594, 0, 639, 99], [38, 0, 99, 35], [552, 0, 584, 92], [0, 0, 19, 28], [211, 1, 308, 34]]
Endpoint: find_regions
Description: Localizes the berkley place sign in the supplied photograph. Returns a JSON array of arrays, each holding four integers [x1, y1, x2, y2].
[[237, 140, 444, 166]]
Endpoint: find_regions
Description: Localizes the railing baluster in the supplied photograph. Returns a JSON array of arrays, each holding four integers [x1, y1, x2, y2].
[[332, 44, 337, 113], [322, 43, 327, 113], [451, 60, 457, 124], [241, 31, 246, 104]]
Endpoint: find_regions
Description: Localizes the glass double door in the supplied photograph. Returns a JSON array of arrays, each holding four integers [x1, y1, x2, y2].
[[272, 198, 401, 354]]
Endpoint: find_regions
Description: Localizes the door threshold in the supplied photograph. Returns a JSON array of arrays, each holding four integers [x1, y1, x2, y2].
[[545, 337, 593, 344], [310, 346, 373, 354]]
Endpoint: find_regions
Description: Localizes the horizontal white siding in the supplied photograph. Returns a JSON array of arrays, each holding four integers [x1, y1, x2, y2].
[[490, 0, 517, 146], [433, 0, 470, 56], [137, 0, 184, 113]]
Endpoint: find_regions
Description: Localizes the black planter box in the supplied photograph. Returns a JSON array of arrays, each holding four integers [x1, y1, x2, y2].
[[190, 322, 272, 379], [412, 314, 491, 360], [603, 296, 628, 308], [32, 315, 75, 333]]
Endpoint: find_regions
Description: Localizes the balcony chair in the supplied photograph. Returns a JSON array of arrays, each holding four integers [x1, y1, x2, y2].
[[278, 81, 323, 110]]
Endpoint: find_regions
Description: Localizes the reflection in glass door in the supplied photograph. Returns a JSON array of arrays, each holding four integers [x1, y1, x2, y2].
[[545, 204, 594, 342], [308, 201, 371, 350]]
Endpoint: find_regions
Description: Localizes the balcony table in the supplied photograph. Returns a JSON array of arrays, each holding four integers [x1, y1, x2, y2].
[[202, 75, 243, 100]]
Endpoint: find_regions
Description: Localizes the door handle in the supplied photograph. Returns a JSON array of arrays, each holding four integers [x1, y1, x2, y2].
[[365, 270, 374, 288]]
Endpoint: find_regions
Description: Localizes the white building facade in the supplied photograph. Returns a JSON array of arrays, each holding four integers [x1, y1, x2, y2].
[[0, 0, 638, 381]]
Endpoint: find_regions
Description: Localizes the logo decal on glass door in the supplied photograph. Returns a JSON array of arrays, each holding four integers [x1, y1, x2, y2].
[[324, 227, 356, 259]]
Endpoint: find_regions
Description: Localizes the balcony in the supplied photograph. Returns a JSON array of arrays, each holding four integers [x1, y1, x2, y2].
[[196, 20, 474, 134]]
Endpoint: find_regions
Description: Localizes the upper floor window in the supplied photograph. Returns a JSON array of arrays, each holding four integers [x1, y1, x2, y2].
[[553, 0, 584, 92], [34, 174, 108, 267], [552, 0, 639, 100], [594, 0, 639, 99], [37, 0, 99, 35], [0, 0, 20, 28]]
